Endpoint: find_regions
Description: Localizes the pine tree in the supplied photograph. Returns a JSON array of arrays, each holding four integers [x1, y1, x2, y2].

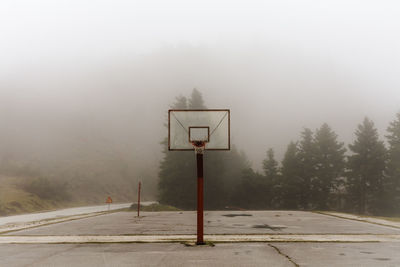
[[262, 148, 279, 208], [189, 88, 205, 109], [280, 142, 302, 209], [223, 147, 251, 207], [385, 112, 400, 214], [297, 128, 316, 209], [158, 96, 196, 209], [158, 89, 247, 209], [231, 168, 267, 209], [172, 95, 188, 109], [263, 148, 278, 179], [347, 118, 387, 214], [313, 123, 346, 210]]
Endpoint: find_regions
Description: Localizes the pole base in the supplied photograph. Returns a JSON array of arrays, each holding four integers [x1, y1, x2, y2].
[[196, 241, 206, 245]]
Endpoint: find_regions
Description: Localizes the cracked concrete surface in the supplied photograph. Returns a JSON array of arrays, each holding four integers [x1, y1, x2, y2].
[[2, 210, 400, 266], [0, 243, 294, 267]]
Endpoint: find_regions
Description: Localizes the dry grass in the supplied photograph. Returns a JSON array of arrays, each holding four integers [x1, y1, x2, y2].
[[360, 214, 400, 223], [129, 203, 180, 212], [0, 175, 65, 216]]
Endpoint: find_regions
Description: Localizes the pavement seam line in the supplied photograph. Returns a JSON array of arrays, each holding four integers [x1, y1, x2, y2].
[[314, 211, 400, 230], [268, 244, 300, 267]]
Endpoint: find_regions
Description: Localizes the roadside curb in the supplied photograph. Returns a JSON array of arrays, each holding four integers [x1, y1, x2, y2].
[[0, 210, 123, 235], [315, 211, 400, 230]]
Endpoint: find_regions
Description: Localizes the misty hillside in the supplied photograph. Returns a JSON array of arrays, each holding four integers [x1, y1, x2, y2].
[[1, 43, 399, 169], [1, 1, 399, 215], [1, 44, 400, 214]]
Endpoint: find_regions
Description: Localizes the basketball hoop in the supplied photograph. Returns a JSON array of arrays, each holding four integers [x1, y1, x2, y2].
[[192, 141, 206, 154], [168, 109, 230, 245]]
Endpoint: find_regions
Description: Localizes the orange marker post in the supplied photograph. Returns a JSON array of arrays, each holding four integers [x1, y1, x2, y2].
[[106, 196, 112, 211]]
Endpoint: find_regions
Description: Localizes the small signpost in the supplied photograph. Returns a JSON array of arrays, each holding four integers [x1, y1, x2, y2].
[[106, 196, 113, 211], [137, 181, 141, 217], [168, 109, 230, 245]]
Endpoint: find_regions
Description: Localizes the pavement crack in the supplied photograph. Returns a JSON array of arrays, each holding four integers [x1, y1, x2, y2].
[[268, 244, 299, 267]]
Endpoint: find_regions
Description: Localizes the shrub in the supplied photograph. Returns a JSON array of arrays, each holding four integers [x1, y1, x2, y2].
[[22, 177, 71, 201]]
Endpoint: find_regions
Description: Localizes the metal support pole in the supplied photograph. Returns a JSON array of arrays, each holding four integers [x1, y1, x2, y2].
[[196, 153, 205, 245], [137, 181, 141, 217]]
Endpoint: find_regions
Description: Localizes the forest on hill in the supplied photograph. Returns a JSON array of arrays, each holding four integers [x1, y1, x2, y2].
[[1, 87, 399, 217], [159, 89, 400, 216]]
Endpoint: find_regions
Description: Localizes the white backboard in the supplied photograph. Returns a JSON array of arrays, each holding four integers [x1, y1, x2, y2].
[[168, 109, 230, 151]]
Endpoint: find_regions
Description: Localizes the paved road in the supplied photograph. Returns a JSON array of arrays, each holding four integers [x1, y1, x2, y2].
[[0, 203, 133, 227], [1, 210, 400, 266], [0, 202, 154, 233]]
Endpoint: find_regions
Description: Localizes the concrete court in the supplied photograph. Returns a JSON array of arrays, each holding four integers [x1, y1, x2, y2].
[[2, 210, 400, 266], [0, 243, 293, 267], [6, 210, 400, 236]]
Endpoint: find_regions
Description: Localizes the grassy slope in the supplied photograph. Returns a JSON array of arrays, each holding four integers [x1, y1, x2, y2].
[[0, 176, 66, 216], [0, 175, 143, 216]]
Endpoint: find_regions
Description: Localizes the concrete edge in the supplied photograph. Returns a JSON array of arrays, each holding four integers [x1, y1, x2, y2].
[[0, 209, 125, 235], [315, 211, 400, 230]]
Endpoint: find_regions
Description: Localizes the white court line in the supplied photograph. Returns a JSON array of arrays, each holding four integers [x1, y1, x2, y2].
[[1, 234, 400, 244]]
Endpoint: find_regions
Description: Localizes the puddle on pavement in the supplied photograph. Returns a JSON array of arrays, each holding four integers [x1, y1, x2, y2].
[[374, 258, 390, 261], [222, 214, 253, 217], [360, 251, 374, 254], [252, 224, 287, 231]]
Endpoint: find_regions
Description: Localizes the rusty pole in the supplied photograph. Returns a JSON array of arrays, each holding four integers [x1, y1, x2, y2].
[[196, 153, 204, 245], [137, 181, 141, 217]]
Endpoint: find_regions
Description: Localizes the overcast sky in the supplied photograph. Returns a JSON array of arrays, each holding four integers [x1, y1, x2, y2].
[[1, 0, 400, 170]]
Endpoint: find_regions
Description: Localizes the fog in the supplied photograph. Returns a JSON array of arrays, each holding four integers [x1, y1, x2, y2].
[[1, 0, 400, 180]]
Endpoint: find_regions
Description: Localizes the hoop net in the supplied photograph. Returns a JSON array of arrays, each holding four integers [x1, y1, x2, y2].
[[192, 141, 206, 154]]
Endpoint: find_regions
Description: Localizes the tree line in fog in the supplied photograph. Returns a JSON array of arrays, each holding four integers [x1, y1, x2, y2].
[[159, 89, 400, 216]]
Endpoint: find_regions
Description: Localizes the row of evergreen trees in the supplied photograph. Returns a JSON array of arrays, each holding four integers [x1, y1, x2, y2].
[[233, 116, 400, 215], [158, 89, 400, 215], [237, 116, 400, 216]]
